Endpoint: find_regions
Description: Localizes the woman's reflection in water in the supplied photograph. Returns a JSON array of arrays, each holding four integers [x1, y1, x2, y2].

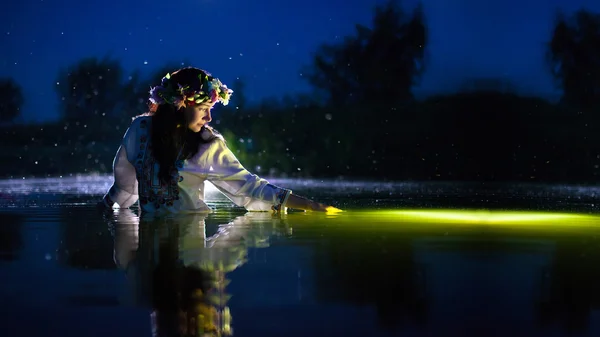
[[109, 208, 291, 337]]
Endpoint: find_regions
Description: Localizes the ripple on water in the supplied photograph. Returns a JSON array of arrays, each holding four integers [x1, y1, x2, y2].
[[1, 174, 599, 213]]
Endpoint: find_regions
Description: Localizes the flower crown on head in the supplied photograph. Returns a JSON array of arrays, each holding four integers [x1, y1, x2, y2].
[[148, 71, 233, 109]]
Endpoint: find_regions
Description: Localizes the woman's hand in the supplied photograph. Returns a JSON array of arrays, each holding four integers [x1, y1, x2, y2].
[[310, 202, 343, 213], [285, 194, 342, 213]]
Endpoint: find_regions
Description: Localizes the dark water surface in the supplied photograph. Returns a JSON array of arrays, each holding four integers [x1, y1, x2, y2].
[[2, 176, 600, 337]]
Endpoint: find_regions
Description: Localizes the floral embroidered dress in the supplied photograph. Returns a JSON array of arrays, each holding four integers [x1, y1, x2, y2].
[[103, 116, 292, 214]]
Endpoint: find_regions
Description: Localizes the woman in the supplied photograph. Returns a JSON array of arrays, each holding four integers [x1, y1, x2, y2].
[[99, 67, 340, 215]]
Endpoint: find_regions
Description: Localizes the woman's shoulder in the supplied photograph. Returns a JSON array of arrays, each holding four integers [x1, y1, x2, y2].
[[120, 115, 152, 139], [197, 127, 227, 153], [120, 115, 152, 144], [130, 114, 152, 129], [200, 126, 225, 144]]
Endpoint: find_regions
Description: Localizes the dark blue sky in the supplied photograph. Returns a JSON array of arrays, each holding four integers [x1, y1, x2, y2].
[[2, 0, 600, 123]]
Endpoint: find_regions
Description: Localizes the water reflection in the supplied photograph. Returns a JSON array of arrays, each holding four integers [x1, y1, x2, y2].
[[58, 206, 117, 269], [537, 235, 600, 332], [301, 212, 600, 335], [4, 202, 600, 336], [311, 228, 428, 330], [109, 209, 291, 337], [0, 212, 24, 261]]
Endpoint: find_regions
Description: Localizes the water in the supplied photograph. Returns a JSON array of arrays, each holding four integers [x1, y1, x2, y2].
[[2, 175, 600, 337]]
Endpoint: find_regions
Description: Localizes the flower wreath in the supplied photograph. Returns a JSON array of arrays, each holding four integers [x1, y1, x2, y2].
[[149, 71, 233, 109]]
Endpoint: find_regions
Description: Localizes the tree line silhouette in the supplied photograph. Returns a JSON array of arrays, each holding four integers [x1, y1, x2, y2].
[[1, 1, 600, 183]]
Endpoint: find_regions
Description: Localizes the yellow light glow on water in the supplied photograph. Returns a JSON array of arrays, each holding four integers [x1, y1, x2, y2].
[[391, 210, 586, 223], [318, 209, 600, 229], [325, 206, 343, 214]]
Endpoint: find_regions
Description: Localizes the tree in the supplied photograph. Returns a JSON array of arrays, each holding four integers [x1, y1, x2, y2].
[[305, 0, 427, 106], [548, 9, 600, 110], [55, 56, 127, 121], [215, 77, 251, 137], [230, 78, 246, 111], [0, 78, 24, 123]]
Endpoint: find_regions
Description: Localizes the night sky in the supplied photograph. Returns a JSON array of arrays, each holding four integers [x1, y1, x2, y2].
[[2, 0, 600, 123]]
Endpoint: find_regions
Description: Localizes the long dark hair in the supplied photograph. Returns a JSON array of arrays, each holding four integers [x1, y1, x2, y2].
[[144, 67, 222, 184]]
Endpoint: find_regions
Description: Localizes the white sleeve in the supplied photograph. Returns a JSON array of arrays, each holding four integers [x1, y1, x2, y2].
[[104, 123, 139, 208], [203, 139, 291, 212]]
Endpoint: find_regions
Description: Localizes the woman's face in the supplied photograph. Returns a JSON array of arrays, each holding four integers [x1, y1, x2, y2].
[[183, 102, 215, 133]]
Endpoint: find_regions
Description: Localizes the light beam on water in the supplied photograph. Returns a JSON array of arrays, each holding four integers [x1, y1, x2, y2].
[[1, 175, 600, 232], [310, 209, 600, 232]]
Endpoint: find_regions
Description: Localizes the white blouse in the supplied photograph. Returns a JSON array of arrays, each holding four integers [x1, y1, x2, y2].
[[103, 116, 292, 214]]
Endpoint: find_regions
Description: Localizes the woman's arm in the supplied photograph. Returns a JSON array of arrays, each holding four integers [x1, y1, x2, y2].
[[198, 139, 341, 213], [99, 120, 140, 210], [100, 145, 139, 209]]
